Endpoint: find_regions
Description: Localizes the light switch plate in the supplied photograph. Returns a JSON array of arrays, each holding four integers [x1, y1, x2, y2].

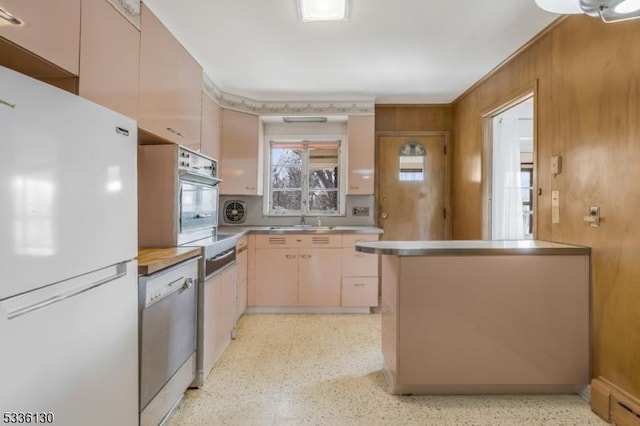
[[552, 190, 560, 224], [551, 156, 562, 175]]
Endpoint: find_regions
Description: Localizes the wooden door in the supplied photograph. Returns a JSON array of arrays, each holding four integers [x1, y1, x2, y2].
[[377, 135, 448, 240]]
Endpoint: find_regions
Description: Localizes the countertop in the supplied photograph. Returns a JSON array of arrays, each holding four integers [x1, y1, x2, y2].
[[217, 225, 383, 237], [355, 240, 590, 256], [138, 247, 202, 275]]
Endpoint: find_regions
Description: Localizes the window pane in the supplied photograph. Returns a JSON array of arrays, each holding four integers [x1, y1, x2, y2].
[[308, 190, 338, 211], [272, 190, 302, 211], [309, 168, 338, 190], [272, 148, 303, 190], [272, 165, 302, 189], [272, 148, 302, 166]]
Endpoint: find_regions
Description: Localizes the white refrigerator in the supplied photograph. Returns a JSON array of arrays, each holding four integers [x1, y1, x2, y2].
[[0, 66, 138, 425]]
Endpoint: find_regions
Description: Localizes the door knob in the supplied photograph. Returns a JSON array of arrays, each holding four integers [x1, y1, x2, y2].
[[380, 211, 388, 219]]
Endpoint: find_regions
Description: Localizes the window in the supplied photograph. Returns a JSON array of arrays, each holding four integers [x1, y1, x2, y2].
[[267, 140, 343, 215]]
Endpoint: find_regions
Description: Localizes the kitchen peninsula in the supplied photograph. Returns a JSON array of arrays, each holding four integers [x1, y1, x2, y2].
[[355, 240, 590, 395]]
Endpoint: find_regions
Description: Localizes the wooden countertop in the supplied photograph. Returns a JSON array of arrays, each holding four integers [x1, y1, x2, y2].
[[138, 247, 201, 275]]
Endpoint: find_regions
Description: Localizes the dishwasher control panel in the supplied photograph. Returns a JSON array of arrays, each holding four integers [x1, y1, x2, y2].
[[140, 258, 199, 307]]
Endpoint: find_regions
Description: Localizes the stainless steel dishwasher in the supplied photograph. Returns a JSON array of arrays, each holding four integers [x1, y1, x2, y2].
[[138, 257, 199, 426]]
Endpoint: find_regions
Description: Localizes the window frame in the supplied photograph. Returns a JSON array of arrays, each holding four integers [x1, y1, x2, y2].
[[263, 135, 346, 216]]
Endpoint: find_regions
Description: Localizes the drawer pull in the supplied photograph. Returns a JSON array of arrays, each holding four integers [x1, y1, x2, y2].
[[285, 254, 297, 259], [300, 254, 311, 259], [354, 283, 366, 287], [355, 253, 366, 258]]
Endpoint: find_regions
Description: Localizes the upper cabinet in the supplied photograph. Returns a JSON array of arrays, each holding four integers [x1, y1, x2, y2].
[[138, 3, 202, 150], [347, 115, 375, 195], [220, 109, 263, 195], [79, 0, 140, 120], [0, 0, 81, 75], [200, 92, 222, 161]]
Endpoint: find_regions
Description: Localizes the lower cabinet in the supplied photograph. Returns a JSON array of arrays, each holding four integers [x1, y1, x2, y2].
[[298, 248, 342, 306], [235, 236, 248, 322], [342, 277, 378, 307], [254, 234, 343, 307], [254, 248, 298, 306], [202, 264, 235, 375], [252, 233, 379, 308], [341, 234, 379, 307]]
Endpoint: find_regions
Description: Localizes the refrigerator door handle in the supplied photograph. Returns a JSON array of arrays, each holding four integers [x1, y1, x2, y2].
[[0, 97, 16, 109], [6, 263, 128, 320]]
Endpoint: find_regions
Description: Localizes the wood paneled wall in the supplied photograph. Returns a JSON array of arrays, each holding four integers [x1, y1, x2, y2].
[[375, 105, 453, 132], [451, 15, 640, 398]]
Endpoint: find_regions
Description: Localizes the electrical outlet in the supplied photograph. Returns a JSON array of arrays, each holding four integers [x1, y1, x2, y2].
[[352, 207, 370, 217]]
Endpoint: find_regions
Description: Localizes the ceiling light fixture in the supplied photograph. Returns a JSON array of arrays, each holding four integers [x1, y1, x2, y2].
[[297, 0, 349, 22], [283, 116, 328, 123], [535, 0, 640, 22]]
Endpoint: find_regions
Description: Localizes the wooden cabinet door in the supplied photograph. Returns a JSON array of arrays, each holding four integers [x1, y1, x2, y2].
[[347, 115, 375, 195], [0, 0, 81, 75], [79, 0, 139, 119], [220, 109, 261, 195], [139, 4, 202, 149], [254, 248, 298, 306], [298, 248, 342, 306], [201, 92, 222, 160]]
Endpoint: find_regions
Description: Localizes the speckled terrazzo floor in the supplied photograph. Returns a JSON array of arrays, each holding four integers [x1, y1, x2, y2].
[[168, 314, 605, 426]]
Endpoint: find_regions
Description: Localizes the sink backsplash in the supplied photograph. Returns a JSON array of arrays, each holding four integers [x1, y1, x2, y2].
[[219, 195, 376, 227]]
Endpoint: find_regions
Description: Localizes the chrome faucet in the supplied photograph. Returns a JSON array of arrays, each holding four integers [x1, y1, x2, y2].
[[300, 215, 306, 225]]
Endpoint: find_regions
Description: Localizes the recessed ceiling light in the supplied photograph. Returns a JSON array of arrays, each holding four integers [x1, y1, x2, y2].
[[297, 0, 349, 22]]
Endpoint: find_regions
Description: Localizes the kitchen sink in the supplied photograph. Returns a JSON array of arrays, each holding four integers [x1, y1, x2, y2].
[[267, 225, 336, 231]]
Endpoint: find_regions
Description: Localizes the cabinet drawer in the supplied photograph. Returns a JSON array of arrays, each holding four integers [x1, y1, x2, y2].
[[342, 233, 379, 248], [342, 248, 378, 277], [297, 234, 342, 248], [255, 234, 302, 248], [342, 277, 378, 307], [255, 233, 342, 248]]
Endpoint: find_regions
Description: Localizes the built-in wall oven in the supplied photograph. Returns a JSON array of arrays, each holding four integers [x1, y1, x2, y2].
[[138, 145, 220, 248]]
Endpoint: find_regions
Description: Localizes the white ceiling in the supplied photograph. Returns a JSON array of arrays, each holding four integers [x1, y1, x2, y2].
[[142, 0, 559, 104]]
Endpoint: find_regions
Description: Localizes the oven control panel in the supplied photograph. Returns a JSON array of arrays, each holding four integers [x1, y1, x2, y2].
[[178, 147, 218, 178], [140, 258, 199, 307]]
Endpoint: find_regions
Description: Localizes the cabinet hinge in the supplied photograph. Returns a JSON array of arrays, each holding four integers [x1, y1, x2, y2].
[[443, 143, 447, 155], [443, 208, 447, 219]]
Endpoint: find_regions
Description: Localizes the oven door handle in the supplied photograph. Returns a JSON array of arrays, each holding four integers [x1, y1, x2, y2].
[[208, 249, 235, 263]]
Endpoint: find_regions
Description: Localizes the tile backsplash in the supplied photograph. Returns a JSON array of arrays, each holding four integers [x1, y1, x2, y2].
[[219, 195, 376, 227]]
